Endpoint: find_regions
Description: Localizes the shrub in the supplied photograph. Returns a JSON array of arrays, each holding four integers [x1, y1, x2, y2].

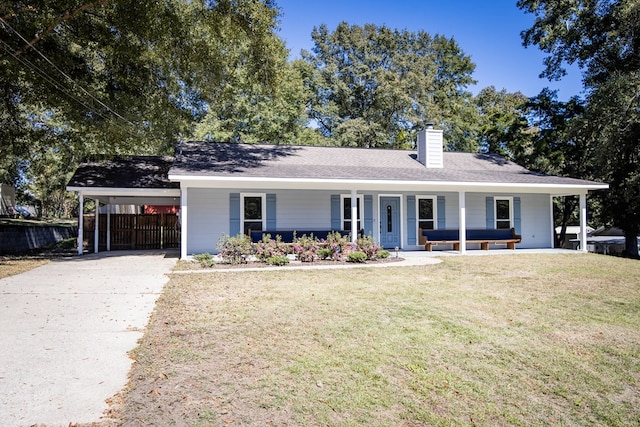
[[377, 249, 391, 259], [254, 234, 289, 261], [266, 255, 289, 266], [347, 251, 367, 263], [193, 252, 215, 268], [316, 247, 333, 260], [293, 234, 320, 262], [324, 231, 352, 261], [216, 233, 252, 264], [356, 235, 382, 260]]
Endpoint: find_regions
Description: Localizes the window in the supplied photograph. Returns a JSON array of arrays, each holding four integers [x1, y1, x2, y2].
[[495, 198, 512, 229], [341, 196, 362, 232], [241, 193, 265, 235], [417, 196, 437, 230]]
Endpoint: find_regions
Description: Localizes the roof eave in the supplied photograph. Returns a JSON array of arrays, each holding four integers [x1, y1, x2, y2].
[[168, 175, 608, 195]]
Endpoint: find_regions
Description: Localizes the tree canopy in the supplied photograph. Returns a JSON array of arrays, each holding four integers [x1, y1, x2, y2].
[[1, 0, 283, 214], [519, 0, 640, 257], [301, 22, 478, 150]]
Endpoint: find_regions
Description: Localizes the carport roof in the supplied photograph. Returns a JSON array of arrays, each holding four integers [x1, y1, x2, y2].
[[67, 156, 178, 189], [66, 156, 181, 205]]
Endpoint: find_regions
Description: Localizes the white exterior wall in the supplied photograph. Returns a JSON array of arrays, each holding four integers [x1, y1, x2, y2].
[[187, 188, 229, 255], [275, 190, 332, 229], [185, 188, 554, 254], [518, 193, 553, 248]]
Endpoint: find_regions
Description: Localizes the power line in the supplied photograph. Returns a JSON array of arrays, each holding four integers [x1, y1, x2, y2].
[[0, 39, 121, 126], [0, 16, 138, 128]]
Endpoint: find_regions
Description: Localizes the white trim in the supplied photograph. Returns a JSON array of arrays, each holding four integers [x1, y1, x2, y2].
[[579, 193, 588, 252], [168, 175, 608, 194], [241, 193, 266, 234], [416, 195, 438, 232], [66, 187, 181, 197], [459, 192, 466, 254], [180, 187, 188, 259], [340, 194, 363, 233], [494, 196, 514, 229], [77, 193, 84, 255]]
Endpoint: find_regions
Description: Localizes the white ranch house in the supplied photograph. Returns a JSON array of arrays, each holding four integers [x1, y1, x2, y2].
[[67, 127, 608, 258]]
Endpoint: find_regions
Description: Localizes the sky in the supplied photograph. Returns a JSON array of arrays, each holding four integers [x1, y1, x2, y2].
[[275, 0, 584, 100]]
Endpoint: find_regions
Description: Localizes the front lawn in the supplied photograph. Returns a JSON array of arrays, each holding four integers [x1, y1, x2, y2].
[[117, 254, 640, 426]]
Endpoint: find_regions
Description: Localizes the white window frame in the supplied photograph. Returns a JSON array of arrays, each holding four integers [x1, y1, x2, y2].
[[416, 196, 438, 232], [340, 194, 363, 232], [241, 193, 266, 234], [494, 197, 513, 229]]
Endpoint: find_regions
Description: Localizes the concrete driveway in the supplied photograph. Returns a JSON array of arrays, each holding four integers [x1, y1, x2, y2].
[[0, 250, 177, 427]]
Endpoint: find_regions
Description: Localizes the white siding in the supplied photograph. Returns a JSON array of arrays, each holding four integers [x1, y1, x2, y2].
[[187, 188, 229, 255], [274, 190, 333, 229], [518, 193, 552, 248]]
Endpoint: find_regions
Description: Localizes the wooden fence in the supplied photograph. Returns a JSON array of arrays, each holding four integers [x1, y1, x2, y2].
[[83, 213, 180, 252]]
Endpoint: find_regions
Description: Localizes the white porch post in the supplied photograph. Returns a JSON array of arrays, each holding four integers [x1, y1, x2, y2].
[[351, 189, 358, 243], [77, 193, 84, 255], [579, 192, 588, 252], [459, 191, 466, 254], [94, 199, 100, 254], [180, 186, 188, 259], [106, 206, 111, 252], [550, 195, 556, 249]]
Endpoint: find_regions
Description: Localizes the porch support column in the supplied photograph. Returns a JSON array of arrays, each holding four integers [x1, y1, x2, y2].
[[579, 192, 588, 252], [106, 206, 111, 252], [458, 191, 466, 254], [180, 187, 188, 259], [94, 199, 100, 254], [351, 189, 358, 243], [77, 193, 84, 255]]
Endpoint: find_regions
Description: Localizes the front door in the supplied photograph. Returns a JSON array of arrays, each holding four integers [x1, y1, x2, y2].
[[380, 197, 401, 249]]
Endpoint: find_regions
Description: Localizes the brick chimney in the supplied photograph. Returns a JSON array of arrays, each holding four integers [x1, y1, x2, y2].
[[417, 122, 443, 168]]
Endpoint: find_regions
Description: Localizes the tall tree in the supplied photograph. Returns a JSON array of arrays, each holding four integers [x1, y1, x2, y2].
[[476, 86, 531, 161], [519, 0, 640, 257], [302, 22, 478, 150], [1, 0, 283, 213]]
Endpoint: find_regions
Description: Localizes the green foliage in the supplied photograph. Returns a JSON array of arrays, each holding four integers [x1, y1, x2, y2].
[[216, 234, 252, 264], [302, 22, 478, 149], [316, 247, 333, 260], [254, 234, 289, 261], [1, 0, 283, 212], [292, 234, 320, 262], [193, 253, 216, 268], [519, 0, 640, 257], [356, 235, 383, 260], [265, 255, 289, 266], [347, 251, 367, 263], [377, 249, 390, 259]]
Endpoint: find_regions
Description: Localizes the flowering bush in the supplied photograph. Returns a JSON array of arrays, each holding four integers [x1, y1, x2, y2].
[[323, 231, 353, 261], [356, 235, 383, 260], [216, 233, 253, 264], [293, 234, 320, 262], [254, 234, 289, 261]]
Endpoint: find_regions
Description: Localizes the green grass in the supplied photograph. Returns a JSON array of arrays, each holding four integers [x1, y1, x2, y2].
[[123, 254, 640, 426]]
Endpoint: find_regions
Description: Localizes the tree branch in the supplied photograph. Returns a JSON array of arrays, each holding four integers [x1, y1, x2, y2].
[[13, 0, 107, 57]]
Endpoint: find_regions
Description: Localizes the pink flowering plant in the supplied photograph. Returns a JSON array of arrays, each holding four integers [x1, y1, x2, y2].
[[254, 234, 289, 261], [292, 234, 320, 262]]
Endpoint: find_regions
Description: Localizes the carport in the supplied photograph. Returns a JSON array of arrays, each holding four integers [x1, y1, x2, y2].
[[66, 156, 181, 255]]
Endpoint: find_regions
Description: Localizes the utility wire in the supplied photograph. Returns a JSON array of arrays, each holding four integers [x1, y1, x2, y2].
[[0, 16, 137, 128], [0, 39, 121, 126]]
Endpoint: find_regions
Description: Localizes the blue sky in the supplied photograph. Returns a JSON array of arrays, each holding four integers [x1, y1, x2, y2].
[[275, 0, 584, 100]]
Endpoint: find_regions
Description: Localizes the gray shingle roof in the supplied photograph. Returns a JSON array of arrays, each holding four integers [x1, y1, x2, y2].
[[169, 141, 604, 187], [68, 156, 178, 189]]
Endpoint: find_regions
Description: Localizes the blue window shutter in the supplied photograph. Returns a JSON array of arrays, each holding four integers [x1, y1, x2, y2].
[[486, 197, 494, 229], [364, 195, 373, 236], [230, 193, 240, 236], [266, 194, 276, 230], [437, 196, 446, 229], [514, 197, 521, 234], [407, 195, 416, 245], [331, 195, 341, 230]]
